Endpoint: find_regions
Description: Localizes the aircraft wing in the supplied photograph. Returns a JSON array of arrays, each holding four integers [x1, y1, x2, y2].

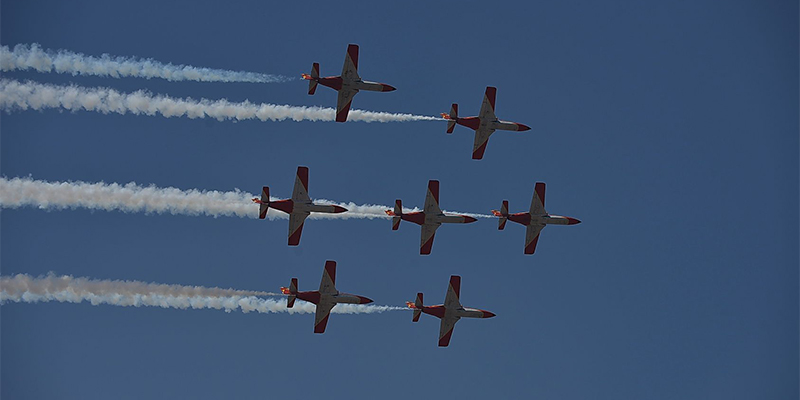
[[291, 166, 310, 203], [438, 316, 459, 347], [318, 260, 338, 295], [341, 44, 361, 81], [423, 180, 442, 214], [524, 224, 545, 255], [471, 126, 496, 160], [530, 182, 546, 215], [287, 212, 309, 246], [420, 223, 440, 255], [478, 86, 497, 121], [313, 300, 335, 333], [335, 88, 358, 122], [444, 275, 462, 309]]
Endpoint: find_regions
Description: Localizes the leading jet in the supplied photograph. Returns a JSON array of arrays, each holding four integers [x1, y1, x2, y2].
[[407, 275, 495, 347], [281, 260, 373, 333], [492, 182, 581, 254], [302, 43, 396, 122], [253, 166, 347, 246]]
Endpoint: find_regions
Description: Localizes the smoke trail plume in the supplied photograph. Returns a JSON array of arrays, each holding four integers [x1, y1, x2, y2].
[[0, 273, 404, 314], [0, 177, 492, 220], [0, 79, 441, 123], [1, 43, 290, 83]]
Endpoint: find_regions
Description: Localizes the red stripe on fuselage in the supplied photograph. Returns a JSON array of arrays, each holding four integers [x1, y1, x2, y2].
[[401, 212, 426, 225], [422, 305, 446, 319], [509, 212, 532, 226], [269, 199, 294, 214], [296, 291, 321, 304], [456, 117, 481, 130]]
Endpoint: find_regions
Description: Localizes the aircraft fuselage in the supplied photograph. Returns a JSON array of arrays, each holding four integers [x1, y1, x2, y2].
[[294, 290, 373, 306], [507, 212, 580, 227], [399, 211, 477, 226]]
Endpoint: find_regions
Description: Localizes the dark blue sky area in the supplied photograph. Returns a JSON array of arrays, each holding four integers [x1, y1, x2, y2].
[[1, 1, 797, 399]]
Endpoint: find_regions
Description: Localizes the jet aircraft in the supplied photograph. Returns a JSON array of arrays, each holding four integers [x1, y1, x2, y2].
[[281, 260, 373, 334], [302, 44, 396, 122], [492, 182, 581, 254], [253, 166, 347, 246], [385, 180, 477, 255], [441, 86, 531, 159], [407, 275, 495, 347]]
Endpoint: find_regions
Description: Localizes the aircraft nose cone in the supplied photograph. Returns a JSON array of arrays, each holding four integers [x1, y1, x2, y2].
[[382, 84, 396, 92], [482, 311, 496, 318], [463, 216, 478, 223], [332, 205, 348, 213], [358, 296, 374, 304], [567, 217, 581, 225], [517, 123, 531, 131]]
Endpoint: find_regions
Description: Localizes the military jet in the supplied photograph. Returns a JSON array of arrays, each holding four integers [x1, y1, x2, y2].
[[492, 182, 581, 254], [386, 180, 477, 255], [253, 166, 347, 246], [302, 43, 396, 122], [281, 260, 373, 334], [407, 275, 495, 347], [441, 86, 530, 159]]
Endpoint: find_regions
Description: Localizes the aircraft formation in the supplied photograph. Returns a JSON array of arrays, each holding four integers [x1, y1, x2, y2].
[[256, 44, 581, 346]]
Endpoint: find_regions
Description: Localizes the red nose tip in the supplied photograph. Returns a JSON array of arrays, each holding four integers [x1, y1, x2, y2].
[[516, 124, 531, 131], [567, 217, 581, 225], [463, 216, 478, 223], [332, 205, 348, 213], [482, 311, 496, 318], [358, 296, 374, 304], [382, 84, 396, 92]]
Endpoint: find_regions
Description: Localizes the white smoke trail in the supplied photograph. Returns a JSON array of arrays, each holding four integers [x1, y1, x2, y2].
[[0, 79, 441, 123], [0, 273, 405, 314], [0, 177, 493, 220], [1, 43, 290, 83]]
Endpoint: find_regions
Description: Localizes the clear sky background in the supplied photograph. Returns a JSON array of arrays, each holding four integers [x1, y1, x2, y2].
[[1, 1, 798, 399]]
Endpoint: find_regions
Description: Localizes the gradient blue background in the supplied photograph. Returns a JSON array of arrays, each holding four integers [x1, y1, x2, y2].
[[1, 1, 797, 399]]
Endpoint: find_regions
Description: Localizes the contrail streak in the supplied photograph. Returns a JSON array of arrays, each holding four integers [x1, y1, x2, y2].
[[0, 177, 493, 220], [0, 43, 290, 83], [0, 79, 441, 123], [0, 274, 405, 315]]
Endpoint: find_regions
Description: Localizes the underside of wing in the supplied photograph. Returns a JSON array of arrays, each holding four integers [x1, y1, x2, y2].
[[444, 275, 462, 309], [423, 180, 441, 214], [420, 223, 440, 255], [530, 182, 546, 215], [314, 301, 335, 334], [438, 316, 459, 347], [341, 44, 360, 81], [472, 126, 495, 160], [336, 88, 357, 122], [318, 260, 337, 295], [478, 86, 497, 121], [288, 212, 309, 246], [525, 224, 545, 255], [292, 166, 310, 202]]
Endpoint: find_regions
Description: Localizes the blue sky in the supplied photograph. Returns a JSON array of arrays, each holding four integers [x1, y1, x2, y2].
[[1, 1, 797, 399]]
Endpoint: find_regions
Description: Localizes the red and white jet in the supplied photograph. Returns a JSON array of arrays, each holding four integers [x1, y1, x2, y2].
[[492, 182, 581, 255], [441, 86, 531, 160], [302, 44, 396, 122], [407, 275, 495, 347], [281, 260, 373, 334], [252, 166, 347, 246], [385, 180, 477, 255]]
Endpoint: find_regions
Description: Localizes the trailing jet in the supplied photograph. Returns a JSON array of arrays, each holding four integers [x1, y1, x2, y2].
[[492, 182, 581, 255], [407, 275, 495, 347], [441, 86, 531, 160], [302, 43, 396, 122], [281, 260, 373, 334], [252, 166, 347, 246], [385, 180, 477, 255]]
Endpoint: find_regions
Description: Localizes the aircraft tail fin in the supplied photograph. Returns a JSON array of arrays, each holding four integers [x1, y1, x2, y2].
[[445, 103, 458, 133], [258, 187, 270, 219], [282, 278, 298, 308], [491, 200, 509, 230], [306, 63, 319, 95], [408, 292, 423, 322], [387, 199, 402, 230]]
